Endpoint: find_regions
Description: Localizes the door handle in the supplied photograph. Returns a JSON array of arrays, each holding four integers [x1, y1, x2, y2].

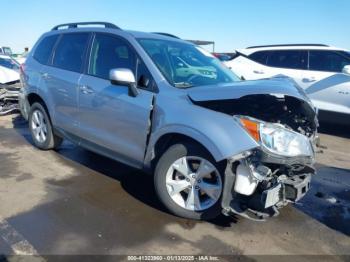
[[80, 85, 94, 94], [253, 69, 264, 74], [302, 77, 316, 83], [41, 73, 50, 79]]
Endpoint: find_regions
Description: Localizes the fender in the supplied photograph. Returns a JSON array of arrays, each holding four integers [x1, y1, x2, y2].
[[143, 95, 259, 168]]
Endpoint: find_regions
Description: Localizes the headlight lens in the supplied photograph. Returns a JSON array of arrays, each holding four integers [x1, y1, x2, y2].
[[260, 123, 313, 157], [239, 117, 313, 157]]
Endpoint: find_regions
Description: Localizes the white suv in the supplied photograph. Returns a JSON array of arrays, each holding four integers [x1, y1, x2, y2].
[[225, 44, 350, 123]]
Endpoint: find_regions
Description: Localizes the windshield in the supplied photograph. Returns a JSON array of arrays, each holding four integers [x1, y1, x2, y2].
[[0, 57, 19, 70], [138, 39, 240, 88], [3, 47, 12, 56]]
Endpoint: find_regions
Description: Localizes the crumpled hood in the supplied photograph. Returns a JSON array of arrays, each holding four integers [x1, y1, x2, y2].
[[0, 66, 20, 84], [187, 78, 312, 106], [187, 77, 318, 137]]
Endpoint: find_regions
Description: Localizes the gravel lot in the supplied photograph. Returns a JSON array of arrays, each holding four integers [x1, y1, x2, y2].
[[0, 114, 349, 258]]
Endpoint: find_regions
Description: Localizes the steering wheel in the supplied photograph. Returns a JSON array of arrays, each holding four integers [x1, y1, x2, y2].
[[187, 74, 203, 85]]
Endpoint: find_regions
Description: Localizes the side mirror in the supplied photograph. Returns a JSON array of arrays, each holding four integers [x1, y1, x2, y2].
[[109, 68, 139, 97], [342, 65, 350, 75]]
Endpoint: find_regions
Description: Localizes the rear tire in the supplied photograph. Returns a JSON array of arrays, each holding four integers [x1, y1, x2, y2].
[[28, 102, 62, 150], [154, 142, 224, 220]]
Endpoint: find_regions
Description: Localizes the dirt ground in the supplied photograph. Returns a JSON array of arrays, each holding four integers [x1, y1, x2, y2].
[[0, 114, 349, 258]]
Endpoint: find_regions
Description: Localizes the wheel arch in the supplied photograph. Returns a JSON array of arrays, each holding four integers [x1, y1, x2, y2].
[[144, 127, 226, 172], [27, 93, 51, 119]]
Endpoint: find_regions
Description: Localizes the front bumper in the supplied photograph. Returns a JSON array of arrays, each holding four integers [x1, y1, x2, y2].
[[221, 151, 315, 221], [261, 173, 312, 208]]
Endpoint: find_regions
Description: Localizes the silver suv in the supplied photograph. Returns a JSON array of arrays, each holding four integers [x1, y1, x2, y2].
[[19, 22, 317, 221]]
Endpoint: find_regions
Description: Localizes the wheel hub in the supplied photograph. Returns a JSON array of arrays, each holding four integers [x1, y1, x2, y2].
[[165, 156, 222, 211], [31, 110, 47, 143]]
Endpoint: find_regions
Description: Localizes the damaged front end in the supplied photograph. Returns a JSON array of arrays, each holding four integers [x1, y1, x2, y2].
[[222, 138, 315, 221], [193, 93, 318, 221]]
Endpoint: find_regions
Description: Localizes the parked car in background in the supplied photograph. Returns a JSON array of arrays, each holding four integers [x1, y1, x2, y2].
[[225, 44, 350, 123], [0, 55, 21, 115], [0, 46, 13, 56], [12, 48, 30, 64], [0, 54, 20, 84], [212, 52, 237, 62], [12, 54, 27, 65], [20, 22, 317, 221]]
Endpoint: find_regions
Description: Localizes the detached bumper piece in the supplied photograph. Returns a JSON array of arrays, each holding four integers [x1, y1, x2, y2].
[[222, 159, 314, 221]]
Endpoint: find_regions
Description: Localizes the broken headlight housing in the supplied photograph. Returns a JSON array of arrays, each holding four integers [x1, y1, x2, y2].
[[238, 116, 314, 157]]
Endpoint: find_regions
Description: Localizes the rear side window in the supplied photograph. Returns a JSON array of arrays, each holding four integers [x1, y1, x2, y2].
[[249, 51, 269, 64], [53, 33, 90, 72], [309, 50, 350, 72], [267, 50, 307, 70], [33, 35, 59, 65], [88, 34, 136, 79]]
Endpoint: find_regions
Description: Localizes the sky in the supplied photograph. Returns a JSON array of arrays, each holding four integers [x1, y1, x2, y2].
[[0, 0, 349, 53]]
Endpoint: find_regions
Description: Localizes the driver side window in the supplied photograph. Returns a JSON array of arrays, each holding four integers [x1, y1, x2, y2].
[[89, 33, 155, 91], [89, 34, 137, 80]]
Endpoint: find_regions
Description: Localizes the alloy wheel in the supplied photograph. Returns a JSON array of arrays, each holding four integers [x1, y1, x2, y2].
[[31, 110, 48, 143], [165, 156, 222, 211]]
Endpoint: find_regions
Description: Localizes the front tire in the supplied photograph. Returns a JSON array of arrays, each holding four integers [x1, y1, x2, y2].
[[154, 142, 224, 220], [29, 102, 62, 150]]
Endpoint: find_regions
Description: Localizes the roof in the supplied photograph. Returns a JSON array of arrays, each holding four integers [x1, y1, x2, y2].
[[239, 44, 348, 55], [152, 32, 181, 39], [47, 22, 190, 44], [126, 30, 190, 43], [187, 40, 215, 46], [246, 44, 329, 49], [51, 22, 120, 30]]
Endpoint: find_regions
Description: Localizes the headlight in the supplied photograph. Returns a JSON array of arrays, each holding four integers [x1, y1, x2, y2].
[[239, 117, 313, 157]]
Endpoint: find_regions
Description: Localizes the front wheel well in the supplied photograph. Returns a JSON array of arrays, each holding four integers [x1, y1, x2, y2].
[[151, 133, 224, 171], [27, 93, 45, 107], [27, 93, 52, 122]]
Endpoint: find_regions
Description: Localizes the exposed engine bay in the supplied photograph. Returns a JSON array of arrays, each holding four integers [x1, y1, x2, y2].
[[193, 94, 317, 221], [192, 94, 317, 137]]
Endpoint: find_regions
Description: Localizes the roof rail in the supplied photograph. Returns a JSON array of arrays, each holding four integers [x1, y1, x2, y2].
[[152, 32, 181, 39], [51, 22, 120, 31], [246, 44, 329, 49]]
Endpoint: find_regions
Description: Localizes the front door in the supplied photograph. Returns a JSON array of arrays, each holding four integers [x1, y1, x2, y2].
[[77, 33, 154, 168]]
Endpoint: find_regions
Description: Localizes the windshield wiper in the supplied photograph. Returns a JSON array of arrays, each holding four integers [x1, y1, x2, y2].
[[174, 82, 194, 88]]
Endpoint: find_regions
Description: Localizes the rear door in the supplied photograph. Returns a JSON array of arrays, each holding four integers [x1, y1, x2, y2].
[[30, 34, 60, 109], [302, 50, 350, 114], [77, 33, 155, 168], [45, 32, 90, 135]]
